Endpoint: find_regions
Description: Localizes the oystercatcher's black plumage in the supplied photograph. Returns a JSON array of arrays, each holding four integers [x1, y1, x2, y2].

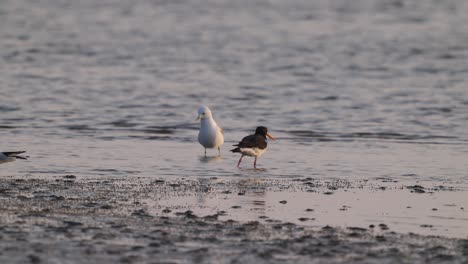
[[231, 126, 275, 168]]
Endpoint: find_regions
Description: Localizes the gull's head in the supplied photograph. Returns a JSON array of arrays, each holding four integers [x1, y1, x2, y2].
[[196, 105, 213, 121]]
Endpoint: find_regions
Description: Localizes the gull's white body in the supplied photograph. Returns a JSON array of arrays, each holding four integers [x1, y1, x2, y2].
[[198, 118, 224, 148], [197, 106, 224, 155]]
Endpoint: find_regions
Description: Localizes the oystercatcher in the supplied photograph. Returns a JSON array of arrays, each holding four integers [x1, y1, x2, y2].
[[231, 126, 275, 168], [196, 106, 224, 156]]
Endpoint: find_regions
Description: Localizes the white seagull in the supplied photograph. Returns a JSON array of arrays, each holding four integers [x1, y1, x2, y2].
[[196, 106, 224, 156], [0, 151, 28, 164]]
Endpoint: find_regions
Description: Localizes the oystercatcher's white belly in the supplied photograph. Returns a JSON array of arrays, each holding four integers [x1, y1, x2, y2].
[[239, 147, 265, 157]]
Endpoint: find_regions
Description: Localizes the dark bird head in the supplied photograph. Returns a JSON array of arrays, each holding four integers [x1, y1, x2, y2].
[[255, 126, 275, 140]]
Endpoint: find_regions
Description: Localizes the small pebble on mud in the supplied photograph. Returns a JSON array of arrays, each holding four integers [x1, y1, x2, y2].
[[379, 223, 389, 230], [420, 224, 433, 228]]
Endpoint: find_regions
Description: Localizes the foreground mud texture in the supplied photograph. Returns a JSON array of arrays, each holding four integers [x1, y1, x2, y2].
[[0, 176, 467, 264]]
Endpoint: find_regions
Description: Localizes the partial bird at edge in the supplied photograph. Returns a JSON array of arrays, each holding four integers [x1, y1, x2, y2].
[[0, 151, 28, 164]]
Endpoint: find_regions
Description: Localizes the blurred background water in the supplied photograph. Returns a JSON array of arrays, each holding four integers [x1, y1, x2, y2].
[[1, 0, 467, 181]]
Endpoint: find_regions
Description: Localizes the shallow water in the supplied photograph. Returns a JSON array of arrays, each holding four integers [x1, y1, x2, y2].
[[1, 0, 468, 238]]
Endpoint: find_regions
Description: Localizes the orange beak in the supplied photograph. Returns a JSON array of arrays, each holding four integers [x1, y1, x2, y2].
[[266, 132, 276, 141]]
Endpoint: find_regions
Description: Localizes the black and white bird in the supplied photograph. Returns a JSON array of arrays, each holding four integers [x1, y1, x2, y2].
[[0, 151, 28, 164], [196, 106, 224, 156], [231, 126, 275, 169]]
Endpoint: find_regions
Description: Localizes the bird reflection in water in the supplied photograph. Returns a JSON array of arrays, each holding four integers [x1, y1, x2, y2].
[[199, 155, 222, 163], [237, 178, 267, 215]]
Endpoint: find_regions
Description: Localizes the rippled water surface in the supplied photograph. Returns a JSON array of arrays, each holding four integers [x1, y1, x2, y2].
[[1, 0, 468, 237]]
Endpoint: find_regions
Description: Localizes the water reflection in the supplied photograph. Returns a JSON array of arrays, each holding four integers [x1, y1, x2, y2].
[[236, 178, 267, 215], [238, 168, 268, 172], [199, 155, 222, 163], [195, 177, 214, 204]]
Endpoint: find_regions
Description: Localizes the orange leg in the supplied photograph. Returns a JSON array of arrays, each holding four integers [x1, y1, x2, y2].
[[237, 155, 244, 168]]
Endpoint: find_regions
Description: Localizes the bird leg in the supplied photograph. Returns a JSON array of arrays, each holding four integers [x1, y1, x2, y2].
[[237, 155, 244, 168], [204, 148, 207, 157], [218, 146, 221, 156], [254, 157, 257, 169]]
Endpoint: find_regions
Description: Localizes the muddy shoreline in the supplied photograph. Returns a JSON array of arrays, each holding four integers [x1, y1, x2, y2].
[[0, 175, 467, 263]]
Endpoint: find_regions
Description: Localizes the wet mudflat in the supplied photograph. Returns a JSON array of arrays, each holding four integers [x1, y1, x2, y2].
[[1, 175, 467, 264], [1, 0, 468, 262]]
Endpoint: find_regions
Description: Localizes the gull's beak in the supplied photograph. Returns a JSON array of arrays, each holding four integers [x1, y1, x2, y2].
[[195, 114, 201, 121], [266, 132, 276, 141]]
